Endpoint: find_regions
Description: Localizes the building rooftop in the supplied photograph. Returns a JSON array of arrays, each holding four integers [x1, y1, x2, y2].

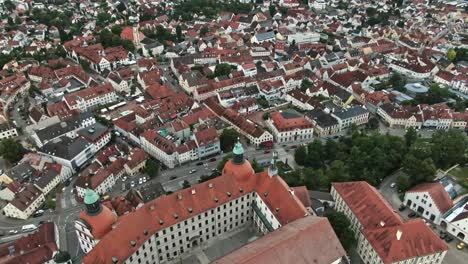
[[213, 216, 347, 264], [407, 182, 452, 214]]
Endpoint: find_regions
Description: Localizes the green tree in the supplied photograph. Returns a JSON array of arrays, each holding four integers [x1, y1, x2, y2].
[[404, 127, 417, 148], [145, 159, 160, 178], [327, 160, 350, 183], [403, 154, 436, 185], [306, 140, 324, 169], [14, 16, 21, 25], [251, 159, 263, 173], [176, 25, 183, 41], [269, 5, 276, 17], [396, 174, 411, 192], [431, 129, 467, 169], [200, 26, 209, 37], [262, 112, 270, 120], [447, 49, 457, 61], [0, 138, 24, 163], [213, 63, 232, 77], [111, 25, 123, 36], [220, 129, 240, 152], [326, 211, 355, 250], [294, 145, 308, 166], [182, 180, 191, 189], [366, 117, 379, 130], [4, 0, 15, 12], [300, 79, 313, 92]]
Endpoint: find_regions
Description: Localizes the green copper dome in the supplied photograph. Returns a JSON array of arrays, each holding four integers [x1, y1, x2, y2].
[[84, 188, 100, 205], [232, 139, 244, 155]]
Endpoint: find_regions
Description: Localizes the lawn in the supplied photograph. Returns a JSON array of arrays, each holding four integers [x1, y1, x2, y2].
[[448, 167, 468, 190]]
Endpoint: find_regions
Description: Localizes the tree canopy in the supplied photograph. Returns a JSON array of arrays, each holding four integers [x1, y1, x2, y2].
[[326, 211, 355, 251], [0, 139, 24, 163], [220, 129, 240, 152], [145, 159, 160, 178]]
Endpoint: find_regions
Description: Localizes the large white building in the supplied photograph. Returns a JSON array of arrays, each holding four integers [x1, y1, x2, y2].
[[332, 181, 448, 264], [441, 196, 468, 244], [267, 111, 314, 143], [64, 83, 118, 112], [404, 182, 453, 225], [77, 142, 348, 264]]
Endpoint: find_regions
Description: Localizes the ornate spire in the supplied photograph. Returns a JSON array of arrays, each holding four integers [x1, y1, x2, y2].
[[232, 138, 245, 165]]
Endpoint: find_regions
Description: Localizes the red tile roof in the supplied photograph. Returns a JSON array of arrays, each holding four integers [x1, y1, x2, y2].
[[82, 160, 309, 264], [214, 216, 346, 264], [270, 111, 313, 132], [333, 181, 403, 229], [333, 181, 448, 263], [407, 182, 452, 214], [64, 83, 114, 107], [0, 222, 58, 264], [194, 127, 219, 147], [362, 219, 448, 264]]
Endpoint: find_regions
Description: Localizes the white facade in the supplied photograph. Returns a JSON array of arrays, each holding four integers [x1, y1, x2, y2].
[[266, 120, 314, 144], [75, 220, 98, 254], [3, 191, 45, 220], [0, 127, 18, 139], [140, 136, 177, 169], [404, 191, 446, 225], [287, 32, 320, 44]]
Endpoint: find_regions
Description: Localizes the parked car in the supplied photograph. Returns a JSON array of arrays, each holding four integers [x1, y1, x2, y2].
[[209, 158, 216, 162], [264, 150, 271, 154], [122, 176, 127, 182], [130, 181, 135, 188], [196, 162, 203, 166], [0, 231, 4, 236], [8, 230, 18, 235], [170, 176, 177, 180], [445, 236, 454, 243], [408, 212, 417, 218], [439, 231, 447, 239], [456, 242, 465, 250], [290, 145, 298, 149], [390, 182, 396, 188], [64, 179, 71, 186], [398, 205, 406, 211], [189, 169, 197, 174], [143, 177, 147, 183], [138, 178, 143, 185]]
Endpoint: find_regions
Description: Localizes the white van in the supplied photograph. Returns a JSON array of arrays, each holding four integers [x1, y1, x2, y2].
[[21, 224, 38, 233]]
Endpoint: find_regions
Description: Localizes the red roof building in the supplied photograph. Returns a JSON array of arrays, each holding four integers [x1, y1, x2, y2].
[[78, 143, 338, 264], [332, 181, 448, 264]]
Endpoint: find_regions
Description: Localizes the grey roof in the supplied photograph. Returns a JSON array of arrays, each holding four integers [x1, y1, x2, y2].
[[141, 38, 163, 49], [254, 31, 275, 42], [34, 169, 59, 189], [34, 112, 93, 143], [10, 163, 35, 182], [308, 190, 334, 202], [39, 136, 91, 160], [306, 109, 339, 128], [333, 106, 369, 120], [77, 122, 109, 142]]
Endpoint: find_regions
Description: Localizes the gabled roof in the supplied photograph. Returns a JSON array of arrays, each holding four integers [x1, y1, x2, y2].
[[407, 182, 452, 214]]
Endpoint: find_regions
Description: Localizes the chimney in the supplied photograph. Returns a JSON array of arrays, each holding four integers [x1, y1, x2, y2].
[[396, 229, 403, 240]]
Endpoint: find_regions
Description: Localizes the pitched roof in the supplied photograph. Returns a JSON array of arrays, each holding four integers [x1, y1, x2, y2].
[[82, 161, 309, 264], [213, 217, 346, 264], [362, 219, 448, 264], [407, 182, 452, 214]]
